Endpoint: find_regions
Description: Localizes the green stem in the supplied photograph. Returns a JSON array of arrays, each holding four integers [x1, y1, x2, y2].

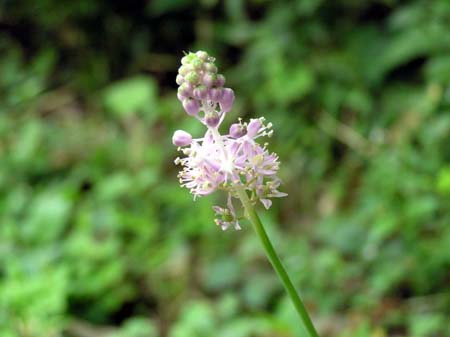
[[235, 187, 320, 337]]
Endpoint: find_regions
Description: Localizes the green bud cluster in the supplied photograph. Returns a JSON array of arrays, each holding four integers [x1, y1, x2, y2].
[[176, 51, 226, 100], [176, 50, 235, 121]]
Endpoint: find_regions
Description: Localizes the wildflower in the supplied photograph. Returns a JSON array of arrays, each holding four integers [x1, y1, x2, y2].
[[171, 52, 320, 337], [173, 51, 286, 229]]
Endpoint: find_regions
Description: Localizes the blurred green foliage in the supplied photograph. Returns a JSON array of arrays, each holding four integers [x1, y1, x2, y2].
[[0, 0, 449, 336]]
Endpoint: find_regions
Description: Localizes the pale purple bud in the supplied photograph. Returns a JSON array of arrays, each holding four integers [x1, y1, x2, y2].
[[221, 87, 234, 102], [219, 88, 234, 113], [177, 91, 186, 102], [205, 113, 220, 128], [178, 83, 193, 97], [193, 85, 208, 100], [176, 74, 184, 85], [247, 119, 262, 138], [209, 88, 223, 101], [182, 98, 200, 116], [202, 72, 215, 87], [215, 74, 225, 87], [229, 123, 245, 138], [172, 130, 192, 147]]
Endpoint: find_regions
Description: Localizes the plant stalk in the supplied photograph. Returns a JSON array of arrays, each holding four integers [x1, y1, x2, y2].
[[235, 187, 320, 337]]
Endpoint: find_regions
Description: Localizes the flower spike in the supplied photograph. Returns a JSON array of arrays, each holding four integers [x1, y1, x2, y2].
[[172, 51, 286, 229]]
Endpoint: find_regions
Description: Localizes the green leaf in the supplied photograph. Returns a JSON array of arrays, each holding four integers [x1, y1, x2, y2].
[[103, 76, 157, 117], [437, 167, 450, 195], [111, 317, 158, 337], [265, 58, 315, 105], [425, 55, 450, 82]]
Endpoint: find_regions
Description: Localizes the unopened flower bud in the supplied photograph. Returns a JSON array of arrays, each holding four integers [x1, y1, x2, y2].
[[191, 58, 203, 70], [181, 56, 189, 65], [215, 74, 225, 87], [185, 72, 199, 85], [176, 74, 184, 85], [179, 65, 189, 76], [205, 113, 220, 128], [247, 118, 262, 138], [209, 88, 223, 101], [178, 83, 193, 97], [202, 72, 215, 87], [219, 88, 234, 113], [182, 98, 200, 116], [229, 123, 245, 138], [177, 91, 186, 101], [196, 51, 209, 61], [204, 63, 217, 73], [172, 130, 192, 147], [181, 53, 195, 65], [193, 85, 208, 100]]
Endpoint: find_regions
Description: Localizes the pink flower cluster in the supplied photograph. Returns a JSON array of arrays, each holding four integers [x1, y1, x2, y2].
[[173, 51, 286, 230]]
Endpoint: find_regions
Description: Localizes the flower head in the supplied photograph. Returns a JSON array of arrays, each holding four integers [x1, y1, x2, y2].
[[173, 51, 286, 230]]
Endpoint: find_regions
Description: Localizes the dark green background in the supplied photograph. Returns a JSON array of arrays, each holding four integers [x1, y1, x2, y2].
[[0, 1, 449, 336]]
